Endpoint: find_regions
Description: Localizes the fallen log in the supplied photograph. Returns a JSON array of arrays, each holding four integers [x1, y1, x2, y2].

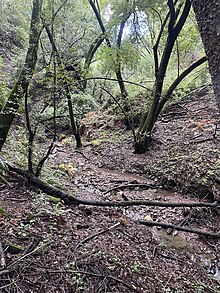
[[103, 183, 160, 195], [1, 157, 220, 238], [3, 158, 220, 209], [137, 220, 220, 238]]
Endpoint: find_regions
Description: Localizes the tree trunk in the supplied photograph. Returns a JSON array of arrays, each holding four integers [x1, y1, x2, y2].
[[192, 0, 220, 111], [43, 22, 82, 148], [88, 0, 130, 108], [135, 0, 191, 153], [0, 0, 43, 150]]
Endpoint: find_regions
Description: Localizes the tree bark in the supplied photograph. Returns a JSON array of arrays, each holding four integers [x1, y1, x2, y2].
[[2, 155, 219, 210], [192, 0, 220, 111], [0, 0, 43, 150], [135, 0, 191, 153], [88, 0, 130, 106]]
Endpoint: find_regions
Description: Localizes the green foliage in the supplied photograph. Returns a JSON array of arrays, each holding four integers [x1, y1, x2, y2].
[[0, 205, 5, 214], [130, 261, 145, 274], [47, 195, 61, 204], [0, 0, 211, 155], [0, 57, 10, 109], [71, 92, 98, 118], [0, 82, 10, 110], [41, 91, 98, 122], [0, 156, 9, 184], [0, 0, 31, 48], [4, 126, 28, 168]]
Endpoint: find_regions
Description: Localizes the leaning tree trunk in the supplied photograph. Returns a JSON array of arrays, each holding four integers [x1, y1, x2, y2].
[[192, 0, 220, 111], [0, 0, 43, 150], [134, 0, 191, 153], [88, 0, 130, 108]]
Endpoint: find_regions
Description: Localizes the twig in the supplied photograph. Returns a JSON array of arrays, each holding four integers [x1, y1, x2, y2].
[[5, 241, 49, 269], [52, 0, 69, 21], [0, 241, 6, 268], [75, 222, 120, 250], [191, 137, 215, 144], [22, 236, 42, 255], [137, 220, 220, 238], [0, 280, 17, 290], [74, 150, 90, 160], [47, 269, 140, 292], [0, 268, 11, 277], [103, 183, 160, 195], [6, 198, 28, 202], [213, 123, 218, 138], [35, 141, 55, 177], [109, 179, 128, 183], [157, 252, 181, 262], [77, 76, 154, 91], [162, 274, 173, 291]]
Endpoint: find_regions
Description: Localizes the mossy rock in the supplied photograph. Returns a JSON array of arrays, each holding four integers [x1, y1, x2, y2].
[[46, 178, 68, 191], [47, 195, 61, 204]]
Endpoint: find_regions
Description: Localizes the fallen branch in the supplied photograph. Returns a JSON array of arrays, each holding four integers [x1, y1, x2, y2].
[[47, 269, 140, 292], [3, 158, 220, 209], [74, 149, 90, 160], [0, 240, 50, 278], [0, 269, 11, 277], [103, 183, 160, 195], [0, 280, 17, 291], [4, 240, 50, 270], [137, 220, 220, 238], [2, 158, 220, 240], [191, 137, 215, 144], [0, 241, 6, 268], [22, 236, 42, 255], [75, 222, 120, 250], [6, 162, 80, 205]]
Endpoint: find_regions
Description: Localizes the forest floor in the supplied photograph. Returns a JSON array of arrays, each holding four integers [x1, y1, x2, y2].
[[1, 87, 220, 292]]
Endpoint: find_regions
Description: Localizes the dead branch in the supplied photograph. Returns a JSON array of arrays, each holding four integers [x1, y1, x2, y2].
[[5, 241, 49, 270], [0, 240, 50, 278], [2, 157, 220, 210], [0, 241, 6, 268], [0, 280, 17, 291], [103, 183, 160, 195], [47, 269, 141, 292], [191, 137, 215, 144], [213, 123, 218, 138], [74, 149, 90, 160], [0, 269, 11, 277], [137, 220, 220, 238], [22, 236, 42, 255], [75, 222, 121, 250]]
